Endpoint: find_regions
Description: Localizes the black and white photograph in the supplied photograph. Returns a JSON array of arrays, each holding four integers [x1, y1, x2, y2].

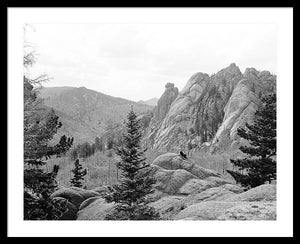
[[6, 7, 293, 237]]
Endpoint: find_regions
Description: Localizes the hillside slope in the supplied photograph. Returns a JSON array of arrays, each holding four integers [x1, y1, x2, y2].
[[37, 86, 153, 144]]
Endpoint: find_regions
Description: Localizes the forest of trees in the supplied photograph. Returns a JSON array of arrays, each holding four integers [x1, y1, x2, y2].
[[23, 37, 73, 220], [70, 123, 124, 160]]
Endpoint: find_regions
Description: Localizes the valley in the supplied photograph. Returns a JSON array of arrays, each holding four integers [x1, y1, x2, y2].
[[37, 63, 276, 220]]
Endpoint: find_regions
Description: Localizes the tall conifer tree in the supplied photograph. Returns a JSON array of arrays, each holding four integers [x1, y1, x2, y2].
[[70, 159, 87, 188], [23, 28, 73, 219], [227, 93, 276, 188], [104, 109, 160, 220]]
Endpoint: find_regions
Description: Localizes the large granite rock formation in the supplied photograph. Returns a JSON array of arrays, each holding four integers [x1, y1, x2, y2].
[[144, 83, 179, 148], [210, 68, 276, 153], [153, 83, 179, 121], [144, 64, 276, 153], [56, 153, 276, 221]]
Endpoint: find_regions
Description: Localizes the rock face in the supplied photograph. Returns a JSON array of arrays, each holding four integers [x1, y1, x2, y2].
[[210, 68, 276, 153], [144, 64, 276, 153], [153, 83, 179, 121], [143, 83, 179, 148]]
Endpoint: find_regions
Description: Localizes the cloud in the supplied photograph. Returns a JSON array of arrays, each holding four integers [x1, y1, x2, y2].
[[27, 23, 277, 101]]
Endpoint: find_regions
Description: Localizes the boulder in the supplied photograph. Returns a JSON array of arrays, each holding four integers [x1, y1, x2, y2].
[[52, 197, 77, 220], [217, 201, 276, 220], [184, 187, 236, 206], [152, 167, 197, 194], [205, 176, 235, 187], [225, 184, 276, 202], [91, 185, 112, 196], [178, 179, 213, 195], [152, 153, 222, 179], [174, 201, 239, 220], [79, 196, 102, 211], [147, 189, 169, 202], [221, 184, 244, 194], [77, 198, 114, 220], [149, 195, 187, 220], [175, 197, 276, 221], [51, 187, 100, 208]]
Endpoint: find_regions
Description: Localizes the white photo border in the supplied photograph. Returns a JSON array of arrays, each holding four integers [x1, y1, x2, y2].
[[7, 7, 293, 237]]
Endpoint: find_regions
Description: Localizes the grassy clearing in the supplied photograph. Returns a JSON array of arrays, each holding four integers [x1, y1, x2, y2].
[[44, 150, 120, 190], [189, 150, 246, 180], [44, 148, 244, 190]]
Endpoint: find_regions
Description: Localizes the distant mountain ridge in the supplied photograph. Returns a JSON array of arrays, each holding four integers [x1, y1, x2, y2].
[[137, 97, 159, 106], [37, 86, 153, 144]]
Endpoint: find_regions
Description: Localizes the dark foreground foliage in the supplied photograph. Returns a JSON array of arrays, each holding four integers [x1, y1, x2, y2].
[[104, 109, 160, 220], [227, 93, 276, 188]]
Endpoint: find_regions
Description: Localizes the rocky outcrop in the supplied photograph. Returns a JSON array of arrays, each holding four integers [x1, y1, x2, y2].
[[174, 201, 239, 220], [173, 180, 276, 220], [224, 183, 276, 202], [174, 200, 276, 220], [150, 166, 197, 195], [210, 68, 276, 153], [79, 196, 102, 211], [144, 64, 276, 153], [216, 201, 276, 220], [152, 153, 222, 179], [148, 196, 187, 220], [52, 197, 78, 220], [153, 83, 179, 121], [147, 153, 223, 195], [51, 186, 100, 220], [71, 153, 276, 221], [77, 198, 114, 220], [149, 63, 244, 152], [148, 153, 275, 220], [144, 83, 179, 148], [51, 187, 100, 208]]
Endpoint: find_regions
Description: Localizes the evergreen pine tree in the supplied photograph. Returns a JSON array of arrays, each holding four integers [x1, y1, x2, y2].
[[227, 93, 276, 188], [70, 159, 87, 188], [104, 109, 160, 220], [23, 30, 73, 220], [24, 78, 73, 220]]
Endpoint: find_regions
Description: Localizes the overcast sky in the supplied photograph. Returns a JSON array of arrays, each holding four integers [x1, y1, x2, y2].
[[25, 23, 277, 101]]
